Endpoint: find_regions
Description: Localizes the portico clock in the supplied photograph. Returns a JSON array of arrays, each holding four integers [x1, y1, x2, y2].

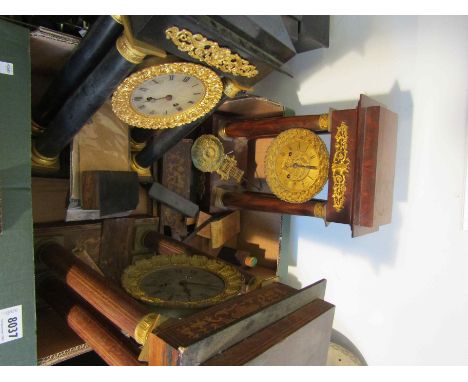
[[112, 62, 224, 129]]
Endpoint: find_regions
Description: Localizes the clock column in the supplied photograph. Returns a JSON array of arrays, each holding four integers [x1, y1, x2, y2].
[[37, 241, 171, 349], [32, 33, 146, 171], [220, 113, 330, 140], [215, 188, 328, 219], [32, 29, 166, 172], [32, 15, 124, 127], [38, 277, 143, 365]]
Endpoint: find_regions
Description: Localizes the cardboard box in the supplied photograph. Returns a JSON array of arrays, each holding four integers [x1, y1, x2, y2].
[[0, 19, 37, 366]]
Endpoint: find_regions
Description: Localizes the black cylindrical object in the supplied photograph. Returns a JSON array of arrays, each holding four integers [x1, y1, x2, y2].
[[33, 16, 124, 127], [35, 44, 136, 159], [134, 95, 227, 168], [130, 127, 154, 145]]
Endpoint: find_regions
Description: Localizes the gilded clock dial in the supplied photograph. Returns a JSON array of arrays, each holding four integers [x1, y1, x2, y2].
[[121, 253, 243, 308], [112, 62, 223, 129], [139, 267, 225, 302], [265, 128, 329, 203], [130, 74, 205, 117]]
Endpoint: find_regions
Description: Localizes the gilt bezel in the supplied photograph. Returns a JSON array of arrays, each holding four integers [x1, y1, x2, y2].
[[121, 253, 243, 309], [265, 128, 329, 203], [112, 62, 223, 129]]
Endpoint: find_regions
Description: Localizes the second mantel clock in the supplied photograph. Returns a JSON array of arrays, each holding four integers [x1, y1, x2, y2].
[[215, 94, 398, 237], [112, 62, 224, 129]]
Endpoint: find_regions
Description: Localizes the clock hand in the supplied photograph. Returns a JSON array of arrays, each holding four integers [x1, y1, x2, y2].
[[180, 281, 220, 289], [179, 281, 192, 298], [146, 95, 173, 102], [287, 163, 318, 170]]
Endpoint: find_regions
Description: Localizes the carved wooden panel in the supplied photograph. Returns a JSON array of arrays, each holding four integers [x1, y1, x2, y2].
[[160, 139, 193, 239]]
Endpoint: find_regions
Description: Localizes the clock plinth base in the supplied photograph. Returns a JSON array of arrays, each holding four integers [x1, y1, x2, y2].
[[353, 98, 398, 236], [325, 95, 398, 237]]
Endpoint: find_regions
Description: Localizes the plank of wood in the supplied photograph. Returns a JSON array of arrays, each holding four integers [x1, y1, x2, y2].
[[210, 211, 240, 248], [160, 139, 193, 238], [195, 211, 241, 249], [99, 218, 135, 283], [194, 211, 212, 238], [149, 182, 199, 218], [34, 221, 103, 269], [32, 177, 69, 223], [81, 171, 139, 216], [37, 306, 90, 366]]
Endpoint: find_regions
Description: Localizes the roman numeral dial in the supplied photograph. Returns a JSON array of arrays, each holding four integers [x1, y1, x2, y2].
[[112, 62, 224, 129], [130, 73, 206, 118]]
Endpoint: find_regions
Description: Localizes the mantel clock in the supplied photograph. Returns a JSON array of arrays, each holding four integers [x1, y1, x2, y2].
[[215, 94, 398, 237]]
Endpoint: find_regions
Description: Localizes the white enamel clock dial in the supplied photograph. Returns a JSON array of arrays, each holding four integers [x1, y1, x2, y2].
[[130, 74, 205, 117], [112, 62, 224, 129]]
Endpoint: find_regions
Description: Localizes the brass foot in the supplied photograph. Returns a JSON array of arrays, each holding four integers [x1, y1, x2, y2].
[[130, 152, 152, 178], [31, 140, 60, 172]]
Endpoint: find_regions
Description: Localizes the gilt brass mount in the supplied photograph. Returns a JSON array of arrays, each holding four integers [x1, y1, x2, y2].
[[116, 16, 166, 64], [331, 122, 350, 212], [191, 134, 244, 183], [165, 26, 258, 78], [223, 78, 253, 99], [134, 313, 166, 346], [130, 152, 151, 178], [31, 140, 60, 172], [116, 34, 147, 64]]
